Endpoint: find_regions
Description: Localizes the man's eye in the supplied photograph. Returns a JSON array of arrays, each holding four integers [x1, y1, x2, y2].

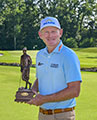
[[44, 31, 49, 34], [52, 31, 57, 33], [52, 31, 55, 33]]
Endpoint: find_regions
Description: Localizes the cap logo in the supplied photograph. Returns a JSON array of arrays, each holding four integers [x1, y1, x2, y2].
[[43, 19, 55, 26], [46, 19, 52, 22]]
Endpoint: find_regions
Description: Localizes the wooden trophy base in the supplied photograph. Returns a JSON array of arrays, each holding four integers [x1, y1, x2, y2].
[[14, 87, 34, 103]]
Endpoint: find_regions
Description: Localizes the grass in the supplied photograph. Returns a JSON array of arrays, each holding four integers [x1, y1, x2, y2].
[[73, 47, 97, 68], [0, 66, 97, 120], [76, 71, 97, 120], [0, 50, 38, 65], [0, 66, 38, 120], [0, 47, 97, 68]]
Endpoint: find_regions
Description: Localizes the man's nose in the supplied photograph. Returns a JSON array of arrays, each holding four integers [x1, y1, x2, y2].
[[48, 32, 53, 37]]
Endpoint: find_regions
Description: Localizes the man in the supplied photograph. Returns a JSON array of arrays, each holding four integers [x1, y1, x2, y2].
[[20, 47, 32, 89], [27, 17, 82, 120]]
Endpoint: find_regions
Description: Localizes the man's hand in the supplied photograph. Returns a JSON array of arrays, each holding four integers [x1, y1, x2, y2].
[[27, 90, 46, 106]]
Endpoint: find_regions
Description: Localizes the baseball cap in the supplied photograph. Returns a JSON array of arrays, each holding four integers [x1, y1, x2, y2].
[[40, 17, 61, 31], [23, 47, 27, 51]]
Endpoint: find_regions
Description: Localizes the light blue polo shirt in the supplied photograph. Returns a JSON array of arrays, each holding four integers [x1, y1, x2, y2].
[[36, 41, 82, 110]]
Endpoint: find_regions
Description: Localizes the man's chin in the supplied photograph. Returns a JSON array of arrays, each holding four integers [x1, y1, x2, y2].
[[47, 41, 56, 45]]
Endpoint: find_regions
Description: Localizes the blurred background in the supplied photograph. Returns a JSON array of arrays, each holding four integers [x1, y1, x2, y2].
[[0, 0, 97, 50]]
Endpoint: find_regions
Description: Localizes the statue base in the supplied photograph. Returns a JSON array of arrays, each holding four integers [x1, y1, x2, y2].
[[14, 87, 34, 103]]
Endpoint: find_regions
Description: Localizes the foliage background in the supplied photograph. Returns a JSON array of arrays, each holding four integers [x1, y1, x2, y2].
[[0, 0, 97, 50]]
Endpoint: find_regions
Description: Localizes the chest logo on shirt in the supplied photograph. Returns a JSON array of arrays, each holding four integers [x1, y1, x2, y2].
[[38, 62, 44, 66], [50, 63, 59, 68]]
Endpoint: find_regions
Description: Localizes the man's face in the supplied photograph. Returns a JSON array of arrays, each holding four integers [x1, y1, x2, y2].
[[39, 26, 63, 48], [23, 50, 26, 54]]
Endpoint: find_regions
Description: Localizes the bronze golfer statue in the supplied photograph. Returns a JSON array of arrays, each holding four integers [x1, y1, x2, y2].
[[14, 47, 34, 103], [20, 47, 32, 89]]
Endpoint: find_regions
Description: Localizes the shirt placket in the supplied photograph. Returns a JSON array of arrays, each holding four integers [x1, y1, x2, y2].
[[45, 54, 51, 72]]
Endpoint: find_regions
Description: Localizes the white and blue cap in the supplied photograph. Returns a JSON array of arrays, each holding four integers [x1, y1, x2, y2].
[[40, 17, 61, 31]]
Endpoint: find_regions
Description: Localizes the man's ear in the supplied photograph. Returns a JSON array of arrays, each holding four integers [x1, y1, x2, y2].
[[60, 29, 63, 38], [38, 31, 42, 39]]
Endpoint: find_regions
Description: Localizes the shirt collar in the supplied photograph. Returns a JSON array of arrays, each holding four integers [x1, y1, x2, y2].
[[44, 40, 63, 54]]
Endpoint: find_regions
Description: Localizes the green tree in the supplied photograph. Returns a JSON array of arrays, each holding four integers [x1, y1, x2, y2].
[[0, 0, 97, 50], [63, 37, 78, 48]]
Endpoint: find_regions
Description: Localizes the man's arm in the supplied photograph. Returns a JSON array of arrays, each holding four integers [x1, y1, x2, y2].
[[46, 81, 81, 102], [31, 78, 38, 93], [28, 56, 32, 67], [20, 56, 23, 72], [27, 81, 81, 106]]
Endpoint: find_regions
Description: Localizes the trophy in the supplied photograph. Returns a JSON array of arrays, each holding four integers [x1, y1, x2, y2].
[[14, 68, 34, 103], [14, 47, 34, 103], [14, 87, 34, 103]]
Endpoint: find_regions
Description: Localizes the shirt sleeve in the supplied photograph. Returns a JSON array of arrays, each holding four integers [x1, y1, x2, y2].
[[64, 52, 82, 84]]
